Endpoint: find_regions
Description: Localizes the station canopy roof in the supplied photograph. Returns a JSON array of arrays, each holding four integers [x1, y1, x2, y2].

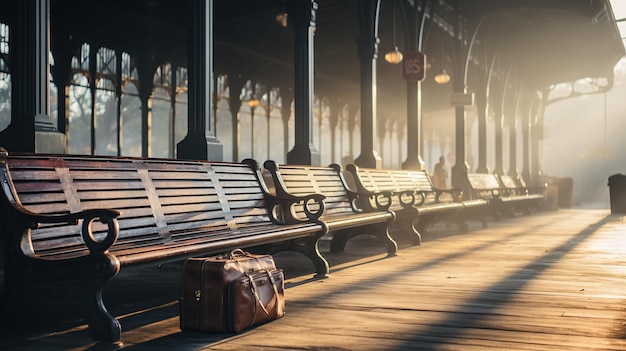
[[1, 0, 623, 95]]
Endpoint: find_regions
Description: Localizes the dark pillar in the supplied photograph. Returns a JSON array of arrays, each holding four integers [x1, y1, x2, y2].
[[135, 57, 154, 158], [476, 53, 498, 174], [89, 48, 97, 154], [530, 91, 546, 183], [494, 65, 512, 176], [347, 102, 359, 164], [400, 0, 430, 171], [475, 85, 488, 173], [328, 98, 343, 165], [521, 91, 531, 183], [450, 3, 470, 194], [50, 48, 71, 137], [177, 0, 223, 161], [0, 0, 64, 153], [507, 86, 521, 178], [280, 85, 294, 159], [228, 74, 245, 161], [286, 0, 320, 166], [354, 0, 382, 169], [115, 51, 123, 156], [493, 104, 504, 175]]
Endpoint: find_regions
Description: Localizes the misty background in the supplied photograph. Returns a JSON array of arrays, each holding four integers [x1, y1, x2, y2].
[[541, 58, 626, 208]]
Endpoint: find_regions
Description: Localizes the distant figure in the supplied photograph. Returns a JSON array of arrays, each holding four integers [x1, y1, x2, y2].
[[433, 156, 448, 189]]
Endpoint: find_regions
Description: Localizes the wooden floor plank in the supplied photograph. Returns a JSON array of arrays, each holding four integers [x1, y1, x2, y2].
[[1, 208, 626, 350]]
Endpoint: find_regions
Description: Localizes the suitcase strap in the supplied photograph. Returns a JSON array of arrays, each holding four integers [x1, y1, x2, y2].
[[247, 270, 279, 316]]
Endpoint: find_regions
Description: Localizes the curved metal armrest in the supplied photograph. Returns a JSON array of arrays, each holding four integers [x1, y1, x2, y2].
[[349, 188, 392, 212], [264, 192, 326, 224], [396, 190, 417, 209], [413, 191, 427, 207], [434, 187, 463, 202], [301, 193, 326, 220], [372, 190, 392, 211], [14, 205, 121, 254]]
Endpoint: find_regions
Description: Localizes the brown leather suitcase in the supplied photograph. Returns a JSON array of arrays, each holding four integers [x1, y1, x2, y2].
[[180, 249, 285, 333]]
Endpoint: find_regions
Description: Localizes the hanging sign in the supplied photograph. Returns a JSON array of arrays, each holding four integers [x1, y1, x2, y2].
[[402, 51, 426, 81]]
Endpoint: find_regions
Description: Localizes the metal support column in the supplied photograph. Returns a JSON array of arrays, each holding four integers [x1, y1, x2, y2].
[[354, 0, 382, 169], [399, 0, 432, 171], [530, 91, 545, 183], [286, 0, 320, 166], [0, 0, 64, 153], [177, 0, 223, 161]]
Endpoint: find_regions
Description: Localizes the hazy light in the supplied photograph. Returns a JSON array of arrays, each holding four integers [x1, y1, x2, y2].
[[434, 70, 451, 84], [610, 0, 626, 44], [384, 47, 403, 64]]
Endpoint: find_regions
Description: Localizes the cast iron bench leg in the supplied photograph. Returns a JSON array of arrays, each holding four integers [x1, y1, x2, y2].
[[78, 277, 121, 343], [329, 222, 398, 256], [375, 221, 398, 256], [0, 264, 24, 336], [295, 235, 330, 278], [262, 231, 330, 278], [329, 228, 353, 253], [409, 220, 423, 246]]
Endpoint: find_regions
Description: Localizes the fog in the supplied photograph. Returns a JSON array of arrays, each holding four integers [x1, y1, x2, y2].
[[541, 58, 626, 208]]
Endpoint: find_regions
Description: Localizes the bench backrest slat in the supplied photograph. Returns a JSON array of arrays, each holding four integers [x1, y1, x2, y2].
[[1, 154, 274, 259], [348, 166, 434, 193], [467, 173, 501, 189], [267, 163, 354, 217], [466, 173, 502, 199], [345, 165, 452, 208]]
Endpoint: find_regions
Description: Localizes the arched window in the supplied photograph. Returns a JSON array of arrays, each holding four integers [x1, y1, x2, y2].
[[67, 44, 144, 156], [149, 63, 188, 158], [268, 88, 284, 163], [93, 47, 118, 155], [0, 23, 10, 132], [238, 80, 255, 160], [151, 64, 173, 158], [174, 66, 188, 154], [215, 74, 233, 161], [120, 52, 142, 157], [68, 73, 92, 155]]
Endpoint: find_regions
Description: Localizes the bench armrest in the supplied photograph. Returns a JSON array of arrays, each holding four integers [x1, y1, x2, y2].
[[264, 192, 327, 224], [472, 187, 503, 198], [433, 187, 463, 203], [10, 204, 121, 255], [395, 189, 420, 208], [334, 163, 392, 212], [351, 189, 393, 212], [242, 158, 327, 225]]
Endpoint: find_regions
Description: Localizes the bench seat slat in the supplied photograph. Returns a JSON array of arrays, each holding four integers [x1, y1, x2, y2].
[[344, 165, 477, 244], [1, 152, 333, 342], [264, 161, 397, 256]]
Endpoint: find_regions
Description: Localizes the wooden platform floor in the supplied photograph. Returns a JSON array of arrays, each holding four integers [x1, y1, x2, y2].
[[1, 208, 626, 350]]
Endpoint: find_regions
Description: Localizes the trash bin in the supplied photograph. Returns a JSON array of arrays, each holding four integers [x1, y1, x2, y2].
[[608, 174, 626, 214]]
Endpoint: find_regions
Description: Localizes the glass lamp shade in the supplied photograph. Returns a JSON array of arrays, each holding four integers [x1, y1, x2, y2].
[[434, 70, 451, 84], [384, 47, 403, 64], [248, 98, 260, 108]]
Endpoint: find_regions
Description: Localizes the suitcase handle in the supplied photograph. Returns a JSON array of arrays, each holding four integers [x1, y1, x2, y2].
[[229, 248, 249, 258]]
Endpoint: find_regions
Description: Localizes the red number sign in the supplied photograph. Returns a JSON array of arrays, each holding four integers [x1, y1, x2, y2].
[[402, 51, 426, 81]]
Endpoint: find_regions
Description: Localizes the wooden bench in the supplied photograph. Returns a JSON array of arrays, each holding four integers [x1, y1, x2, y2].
[[467, 173, 541, 219], [344, 165, 487, 245], [0, 150, 327, 342], [498, 174, 545, 215], [263, 161, 398, 256]]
